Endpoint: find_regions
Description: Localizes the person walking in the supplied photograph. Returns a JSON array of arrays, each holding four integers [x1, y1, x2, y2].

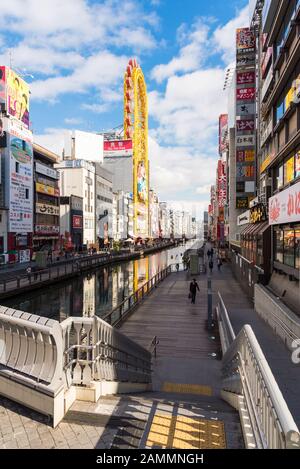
[[176, 263, 179, 273], [217, 257, 222, 271], [209, 258, 214, 274], [189, 278, 200, 304]]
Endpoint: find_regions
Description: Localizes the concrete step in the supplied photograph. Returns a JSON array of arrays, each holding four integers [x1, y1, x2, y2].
[[64, 391, 244, 449]]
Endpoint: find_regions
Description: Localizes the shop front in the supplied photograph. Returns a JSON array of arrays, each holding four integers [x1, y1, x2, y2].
[[269, 180, 300, 279]]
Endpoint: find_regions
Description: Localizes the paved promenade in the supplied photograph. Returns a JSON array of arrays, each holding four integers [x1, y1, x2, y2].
[[0, 267, 243, 449]]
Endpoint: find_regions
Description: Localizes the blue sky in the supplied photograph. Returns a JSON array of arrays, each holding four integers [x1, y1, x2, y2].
[[0, 0, 249, 219]]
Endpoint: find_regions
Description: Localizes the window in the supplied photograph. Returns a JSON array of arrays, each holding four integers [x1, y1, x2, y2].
[[275, 228, 284, 263], [283, 229, 295, 267], [295, 229, 300, 269], [16, 162, 19, 173], [276, 164, 284, 189], [25, 189, 29, 199], [284, 155, 295, 185], [276, 99, 285, 123], [295, 151, 300, 178]]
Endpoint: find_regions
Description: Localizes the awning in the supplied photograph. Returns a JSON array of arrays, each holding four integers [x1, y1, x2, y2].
[[240, 224, 253, 236], [253, 221, 270, 237]]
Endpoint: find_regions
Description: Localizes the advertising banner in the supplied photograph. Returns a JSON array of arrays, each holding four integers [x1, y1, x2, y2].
[[6, 68, 30, 128], [36, 203, 60, 216], [237, 210, 250, 226], [236, 119, 255, 132], [236, 150, 255, 162], [237, 71, 255, 85], [219, 114, 228, 154], [104, 139, 133, 157], [236, 197, 250, 209], [269, 181, 300, 225], [217, 159, 227, 207], [35, 224, 60, 235], [236, 28, 255, 54], [236, 87, 255, 101], [8, 134, 33, 233], [72, 215, 83, 229], [236, 102, 255, 116], [0, 66, 6, 106], [36, 182, 60, 197]]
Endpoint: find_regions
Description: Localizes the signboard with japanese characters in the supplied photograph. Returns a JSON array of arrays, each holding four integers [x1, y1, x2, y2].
[[269, 181, 300, 225], [236, 119, 255, 132], [236, 87, 255, 101], [236, 135, 255, 147], [237, 71, 255, 85], [236, 102, 255, 116]]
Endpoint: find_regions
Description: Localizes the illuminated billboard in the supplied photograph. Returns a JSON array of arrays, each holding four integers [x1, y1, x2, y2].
[[124, 59, 149, 238], [6, 68, 30, 128]]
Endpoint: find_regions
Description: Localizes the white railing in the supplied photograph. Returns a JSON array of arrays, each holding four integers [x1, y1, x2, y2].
[[0, 305, 64, 393], [61, 315, 152, 388], [217, 293, 300, 449], [255, 284, 300, 351]]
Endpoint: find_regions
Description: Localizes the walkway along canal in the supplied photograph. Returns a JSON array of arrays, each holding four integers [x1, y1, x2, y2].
[[0, 241, 193, 322]]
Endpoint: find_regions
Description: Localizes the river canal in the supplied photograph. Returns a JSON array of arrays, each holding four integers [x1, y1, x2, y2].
[[2, 241, 197, 321]]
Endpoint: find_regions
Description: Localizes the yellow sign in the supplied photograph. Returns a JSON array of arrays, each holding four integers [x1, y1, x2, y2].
[[124, 59, 149, 238], [36, 182, 59, 197], [6, 68, 30, 128], [245, 150, 255, 162]]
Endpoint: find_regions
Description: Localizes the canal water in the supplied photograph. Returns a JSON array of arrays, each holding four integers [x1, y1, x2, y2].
[[2, 241, 197, 322]]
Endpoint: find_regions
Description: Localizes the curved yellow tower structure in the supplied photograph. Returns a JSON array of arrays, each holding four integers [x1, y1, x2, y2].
[[124, 59, 149, 239]]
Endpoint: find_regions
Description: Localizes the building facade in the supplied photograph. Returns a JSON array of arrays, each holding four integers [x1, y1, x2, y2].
[[33, 143, 60, 252], [59, 195, 83, 250]]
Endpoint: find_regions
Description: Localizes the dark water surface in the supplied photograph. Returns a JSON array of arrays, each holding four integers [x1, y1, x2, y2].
[[2, 242, 195, 321]]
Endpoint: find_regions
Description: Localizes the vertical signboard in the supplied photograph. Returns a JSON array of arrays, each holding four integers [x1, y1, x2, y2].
[[8, 124, 33, 232], [235, 27, 256, 209], [219, 114, 228, 155], [6, 68, 30, 129]]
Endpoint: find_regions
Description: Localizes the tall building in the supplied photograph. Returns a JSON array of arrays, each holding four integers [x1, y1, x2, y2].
[[250, 0, 300, 310], [33, 143, 60, 252], [57, 160, 96, 247], [59, 195, 83, 250], [0, 67, 33, 264], [94, 163, 113, 247]]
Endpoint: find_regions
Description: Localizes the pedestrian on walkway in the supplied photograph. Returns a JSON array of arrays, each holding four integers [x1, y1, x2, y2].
[[26, 265, 32, 281], [176, 263, 179, 273], [217, 257, 222, 271], [209, 259, 214, 274], [189, 278, 200, 304]]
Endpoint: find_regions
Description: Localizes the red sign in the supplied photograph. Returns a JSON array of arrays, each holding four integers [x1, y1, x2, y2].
[[217, 160, 227, 208], [237, 71, 255, 85], [219, 114, 228, 154], [104, 139, 132, 157], [236, 87, 255, 101], [72, 215, 82, 229], [236, 119, 255, 132]]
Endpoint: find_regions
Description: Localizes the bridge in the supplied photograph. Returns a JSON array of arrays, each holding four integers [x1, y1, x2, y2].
[[0, 244, 299, 449]]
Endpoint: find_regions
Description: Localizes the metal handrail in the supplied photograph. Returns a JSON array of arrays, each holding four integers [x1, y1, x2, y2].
[[149, 336, 159, 358], [103, 266, 171, 326], [218, 292, 300, 449]]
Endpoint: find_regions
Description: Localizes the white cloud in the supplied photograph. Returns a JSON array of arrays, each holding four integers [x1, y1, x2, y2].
[[33, 128, 66, 157], [64, 117, 83, 125], [149, 68, 227, 146], [30, 52, 129, 101], [212, 5, 249, 63], [151, 20, 210, 83]]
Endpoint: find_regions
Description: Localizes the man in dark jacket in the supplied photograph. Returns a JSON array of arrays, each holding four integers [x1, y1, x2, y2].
[[189, 279, 200, 304]]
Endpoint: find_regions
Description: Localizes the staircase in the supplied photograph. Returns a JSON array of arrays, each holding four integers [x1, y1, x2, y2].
[[64, 391, 244, 449]]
